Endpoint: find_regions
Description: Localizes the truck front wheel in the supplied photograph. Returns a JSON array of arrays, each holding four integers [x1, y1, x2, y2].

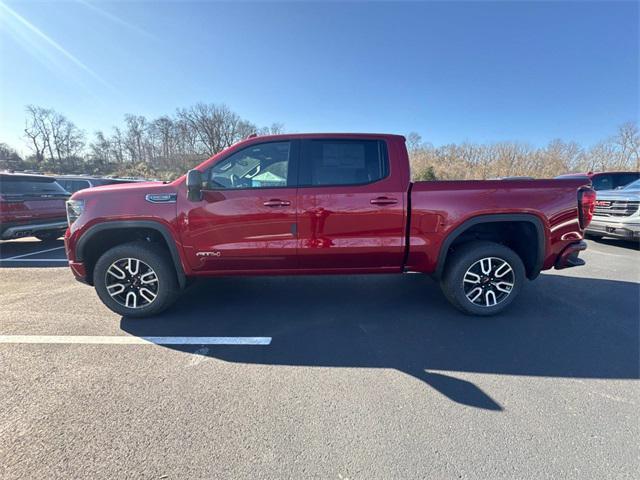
[[93, 241, 179, 318], [440, 241, 525, 316]]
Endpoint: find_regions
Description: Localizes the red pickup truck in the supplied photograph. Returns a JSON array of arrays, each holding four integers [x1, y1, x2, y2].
[[64, 133, 595, 317]]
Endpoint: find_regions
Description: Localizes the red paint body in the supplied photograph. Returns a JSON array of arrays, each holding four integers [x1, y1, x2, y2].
[[64, 134, 591, 282]]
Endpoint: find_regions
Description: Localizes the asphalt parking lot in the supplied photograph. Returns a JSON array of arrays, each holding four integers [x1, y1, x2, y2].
[[1, 237, 638, 479]]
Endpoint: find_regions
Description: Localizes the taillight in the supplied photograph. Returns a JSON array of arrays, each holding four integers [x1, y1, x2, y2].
[[578, 187, 596, 229], [0, 194, 24, 212]]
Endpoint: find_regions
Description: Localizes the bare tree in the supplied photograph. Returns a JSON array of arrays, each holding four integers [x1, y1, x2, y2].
[[406, 132, 424, 152], [24, 105, 47, 164], [123, 114, 148, 163], [0, 143, 24, 171], [258, 122, 285, 136], [176, 103, 257, 155], [614, 122, 640, 168], [23, 105, 85, 170]]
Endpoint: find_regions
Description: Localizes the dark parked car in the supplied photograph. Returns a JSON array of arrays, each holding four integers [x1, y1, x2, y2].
[[55, 176, 140, 194], [556, 171, 639, 191], [0, 173, 69, 241]]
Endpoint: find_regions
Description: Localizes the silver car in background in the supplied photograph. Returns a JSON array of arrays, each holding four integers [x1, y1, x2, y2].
[[586, 179, 640, 241]]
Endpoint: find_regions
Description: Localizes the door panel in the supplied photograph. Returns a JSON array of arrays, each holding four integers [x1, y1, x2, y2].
[[181, 188, 297, 272], [297, 188, 405, 270], [297, 139, 405, 271], [179, 140, 299, 273]]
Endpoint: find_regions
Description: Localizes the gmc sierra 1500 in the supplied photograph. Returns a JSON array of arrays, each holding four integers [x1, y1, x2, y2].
[[64, 133, 595, 317]]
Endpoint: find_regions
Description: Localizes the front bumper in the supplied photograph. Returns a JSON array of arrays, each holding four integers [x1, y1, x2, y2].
[[64, 231, 91, 285], [586, 217, 640, 240], [555, 240, 587, 269], [68, 260, 89, 284]]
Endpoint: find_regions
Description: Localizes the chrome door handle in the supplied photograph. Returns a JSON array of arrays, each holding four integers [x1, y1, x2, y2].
[[263, 199, 291, 207], [370, 197, 398, 206]]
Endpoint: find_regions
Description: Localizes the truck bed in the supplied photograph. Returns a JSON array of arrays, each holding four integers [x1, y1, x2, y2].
[[406, 178, 590, 274]]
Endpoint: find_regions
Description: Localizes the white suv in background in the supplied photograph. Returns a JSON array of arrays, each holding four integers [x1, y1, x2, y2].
[[586, 179, 640, 241]]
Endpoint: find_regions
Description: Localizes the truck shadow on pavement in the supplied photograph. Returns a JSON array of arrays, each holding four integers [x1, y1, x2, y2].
[[121, 273, 640, 411]]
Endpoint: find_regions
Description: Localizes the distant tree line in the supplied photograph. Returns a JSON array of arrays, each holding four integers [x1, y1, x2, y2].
[[0, 103, 637, 181], [1, 103, 284, 180], [407, 122, 639, 181]]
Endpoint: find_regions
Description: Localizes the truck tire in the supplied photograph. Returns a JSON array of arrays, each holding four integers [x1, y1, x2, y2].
[[440, 241, 525, 316], [93, 241, 179, 318]]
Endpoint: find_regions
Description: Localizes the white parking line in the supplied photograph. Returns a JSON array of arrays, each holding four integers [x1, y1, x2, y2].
[[0, 335, 272, 345], [0, 258, 68, 262], [4, 246, 65, 260]]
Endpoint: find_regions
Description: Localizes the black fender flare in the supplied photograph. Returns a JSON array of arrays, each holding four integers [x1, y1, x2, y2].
[[435, 213, 546, 280], [75, 220, 187, 289]]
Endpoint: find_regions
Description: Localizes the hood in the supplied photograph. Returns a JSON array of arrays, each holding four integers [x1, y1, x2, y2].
[[595, 189, 640, 202], [70, 180, 166, 200]]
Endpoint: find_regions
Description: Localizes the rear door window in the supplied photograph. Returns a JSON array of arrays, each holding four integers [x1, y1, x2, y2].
[[70, 180, 91, 192], [300, 139, 388, 186], [57, 180, 71, 192]]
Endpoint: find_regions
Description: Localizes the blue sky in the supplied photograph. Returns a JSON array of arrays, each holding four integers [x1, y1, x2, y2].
[[0, 1, 638, 153]]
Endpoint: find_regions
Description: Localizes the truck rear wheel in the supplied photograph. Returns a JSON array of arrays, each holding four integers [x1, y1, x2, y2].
[[440, 241, 525, 316], [93, 241, 179, 318]]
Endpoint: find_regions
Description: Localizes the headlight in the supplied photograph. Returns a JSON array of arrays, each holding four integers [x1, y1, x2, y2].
[[66, 199, 85, 226]]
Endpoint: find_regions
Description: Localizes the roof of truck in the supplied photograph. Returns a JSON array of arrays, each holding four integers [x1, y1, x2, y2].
[[244, 132, 406, 141]]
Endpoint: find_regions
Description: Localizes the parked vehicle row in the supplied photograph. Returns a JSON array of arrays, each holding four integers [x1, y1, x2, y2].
[[64, 133, 598, 318], [556, 171, 639, 191], [0, 174, 141, 241]]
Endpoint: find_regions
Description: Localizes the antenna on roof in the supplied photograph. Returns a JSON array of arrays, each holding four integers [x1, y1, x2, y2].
[[247, 132, 258, 139]]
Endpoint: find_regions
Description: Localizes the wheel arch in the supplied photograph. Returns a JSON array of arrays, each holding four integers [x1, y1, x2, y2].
[[435, 213, 546, 280], [75, 220, 187, 288]]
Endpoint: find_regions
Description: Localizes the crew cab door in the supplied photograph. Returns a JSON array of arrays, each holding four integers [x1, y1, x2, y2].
[[179, 140, 299, 272], [296, 138, 405, 271]]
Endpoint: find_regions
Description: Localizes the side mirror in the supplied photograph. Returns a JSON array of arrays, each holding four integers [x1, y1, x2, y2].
[[186, 169, 203, 201]]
